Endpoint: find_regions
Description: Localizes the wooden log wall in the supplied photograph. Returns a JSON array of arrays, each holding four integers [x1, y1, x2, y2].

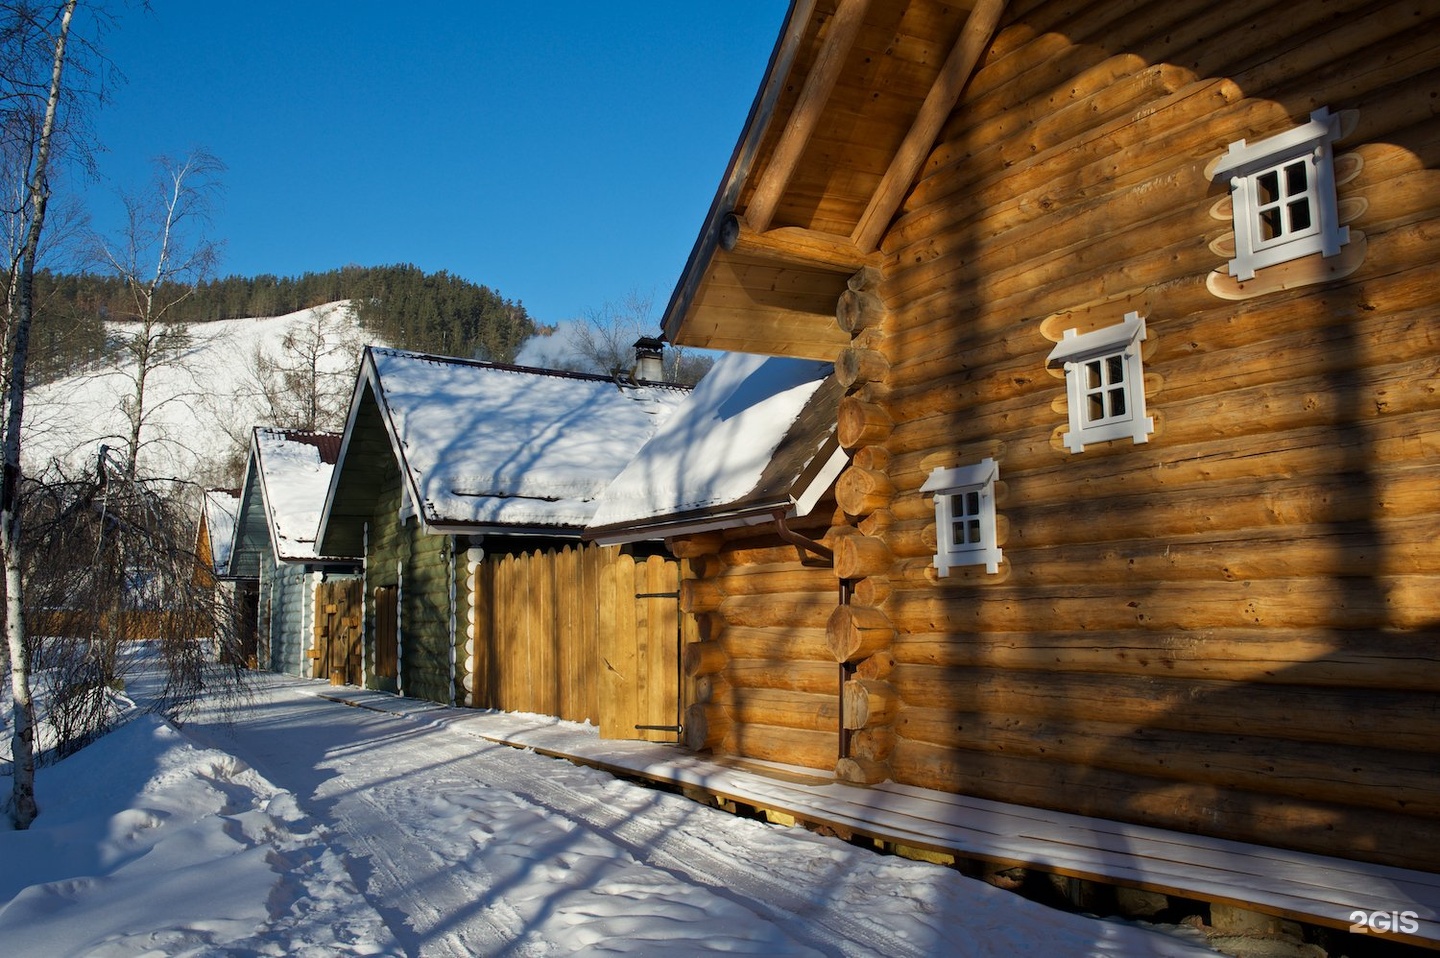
[[678, 518, 847, 772], [830, 0, 1440, 871]]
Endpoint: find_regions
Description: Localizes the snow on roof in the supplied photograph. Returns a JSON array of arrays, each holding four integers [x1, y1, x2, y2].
[[367, 348, 690, 529], [202, 489, 240, 572], [255, 429, 344, 561], [588, 352, 834, 530]]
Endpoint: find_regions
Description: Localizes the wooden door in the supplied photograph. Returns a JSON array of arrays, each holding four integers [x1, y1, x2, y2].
[[599, 552, 684, 743], [373, 584, 398, 680], [314, 578, 363, 685]]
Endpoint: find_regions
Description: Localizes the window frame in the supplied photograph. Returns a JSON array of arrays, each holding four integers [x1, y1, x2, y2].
[[1047, 311, 1154, 454], [920, 457, 1001, 576], [1214, 106, 1348, 281]]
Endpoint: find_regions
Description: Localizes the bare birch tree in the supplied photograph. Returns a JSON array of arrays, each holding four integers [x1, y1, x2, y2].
[[252, 303, 362, 432], [96, 149, 223, 481], [1, 0, 77, 830]]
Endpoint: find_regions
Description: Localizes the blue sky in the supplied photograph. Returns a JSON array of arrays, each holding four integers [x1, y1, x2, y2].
[[71, 2, 788, 326]]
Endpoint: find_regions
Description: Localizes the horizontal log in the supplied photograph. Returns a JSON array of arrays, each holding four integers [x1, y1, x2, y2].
[[683, 702, 728, 752], [889, 665, 1440, 752], [885, 737, 1439, 871], [851, 575, 892, 607], [836, 347, 891, 390], [717, 658, 839, 696], [885, 573, 1440, 634], [881, 419, 1439, 534], [721, 722, 838, 772], [843, 677, 898, 730], [837, 396, 895, 450], [833, 533, 893, 579], [718, 591, 836, 630], [826, 604, 895, 663], [718, 625, 833, 662], [888, 627, 1440, 691], [849, 726, 896, 763], [851, 445, 890, 472], [847, 264, 883, 293], [1000, 517, 1440, 583], [835, 756, 889, 785], [669, 531, 727, 559], [836, 288, 887, 334], [682, 640, 727, 678], [717, 687, 838, 733], [678, 578, 722, 614], [855, 650, 894, 681], [890, 708, 1440, 818], [702, 562, 840, 599], [720, 216, 872, 272], [835, 463, 895, 516], [994, 469, 1438, 553]]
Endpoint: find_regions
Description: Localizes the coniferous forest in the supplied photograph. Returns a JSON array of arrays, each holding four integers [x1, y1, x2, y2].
[[27, 264, 536, 383]]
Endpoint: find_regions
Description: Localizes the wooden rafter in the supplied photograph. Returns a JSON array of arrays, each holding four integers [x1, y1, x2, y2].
[[744, 0, 872, 234], [851, 0, 1007, 252]]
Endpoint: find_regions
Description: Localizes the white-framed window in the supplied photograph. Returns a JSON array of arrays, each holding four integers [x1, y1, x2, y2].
[[1213, 106, 1348, 281], [1047, 311, 1154, 454], [921, 457, 1001, 576]]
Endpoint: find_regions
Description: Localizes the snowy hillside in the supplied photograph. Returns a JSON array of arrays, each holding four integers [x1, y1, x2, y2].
[[22, 302, 369, 486]]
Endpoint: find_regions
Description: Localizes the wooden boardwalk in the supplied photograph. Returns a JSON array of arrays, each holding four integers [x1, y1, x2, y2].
[[306, 682, 1440, 950]]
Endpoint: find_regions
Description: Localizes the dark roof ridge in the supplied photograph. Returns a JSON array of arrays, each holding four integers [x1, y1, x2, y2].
[[255, 426, 344, 465], [366, 345, 693, 393]]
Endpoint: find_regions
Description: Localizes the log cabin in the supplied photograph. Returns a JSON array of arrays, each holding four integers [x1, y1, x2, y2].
[[316, 347, 694, 738], [230, 428, 360, 677], [639, 0, 1440, 926]]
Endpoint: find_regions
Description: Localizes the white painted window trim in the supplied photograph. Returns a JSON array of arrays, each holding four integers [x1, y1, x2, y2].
[[1214, 106, 1348, 281], [920, 457, 1001, 576], [1047, 311, 1154, 454]]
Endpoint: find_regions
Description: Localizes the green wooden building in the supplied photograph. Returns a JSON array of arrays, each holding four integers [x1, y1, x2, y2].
[[317, 347, 692, 731]]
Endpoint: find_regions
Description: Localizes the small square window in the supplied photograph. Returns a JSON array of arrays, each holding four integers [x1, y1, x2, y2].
[[1047, 311, 1154, 454], [1213, 106, 1348, 281], [921, 458, 1001, 576]]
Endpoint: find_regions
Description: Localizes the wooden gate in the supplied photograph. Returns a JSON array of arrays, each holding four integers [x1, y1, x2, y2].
[[470, 544, 689, 742], [313, 578, 363, 686]]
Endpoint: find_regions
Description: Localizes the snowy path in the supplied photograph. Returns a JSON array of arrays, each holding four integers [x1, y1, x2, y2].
[[2, 673, 1219, 956], [176, 677, 1215, 957]]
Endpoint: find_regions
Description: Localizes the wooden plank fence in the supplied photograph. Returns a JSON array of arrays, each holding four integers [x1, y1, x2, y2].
[[471, 544, 690, 742]]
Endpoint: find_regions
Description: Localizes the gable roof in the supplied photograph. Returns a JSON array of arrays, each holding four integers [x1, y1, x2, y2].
[[232, 428, 354, 573], [199, 488, 240, 577], [319, 347, 691, 549], [661, 0, 1006, 359], [586, 352, 844, 544]]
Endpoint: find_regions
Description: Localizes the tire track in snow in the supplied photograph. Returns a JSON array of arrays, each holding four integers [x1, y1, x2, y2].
[[436, 727, 927, 958]]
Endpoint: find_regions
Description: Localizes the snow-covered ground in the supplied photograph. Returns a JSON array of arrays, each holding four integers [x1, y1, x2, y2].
[[0, 669, 1222, 957]]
